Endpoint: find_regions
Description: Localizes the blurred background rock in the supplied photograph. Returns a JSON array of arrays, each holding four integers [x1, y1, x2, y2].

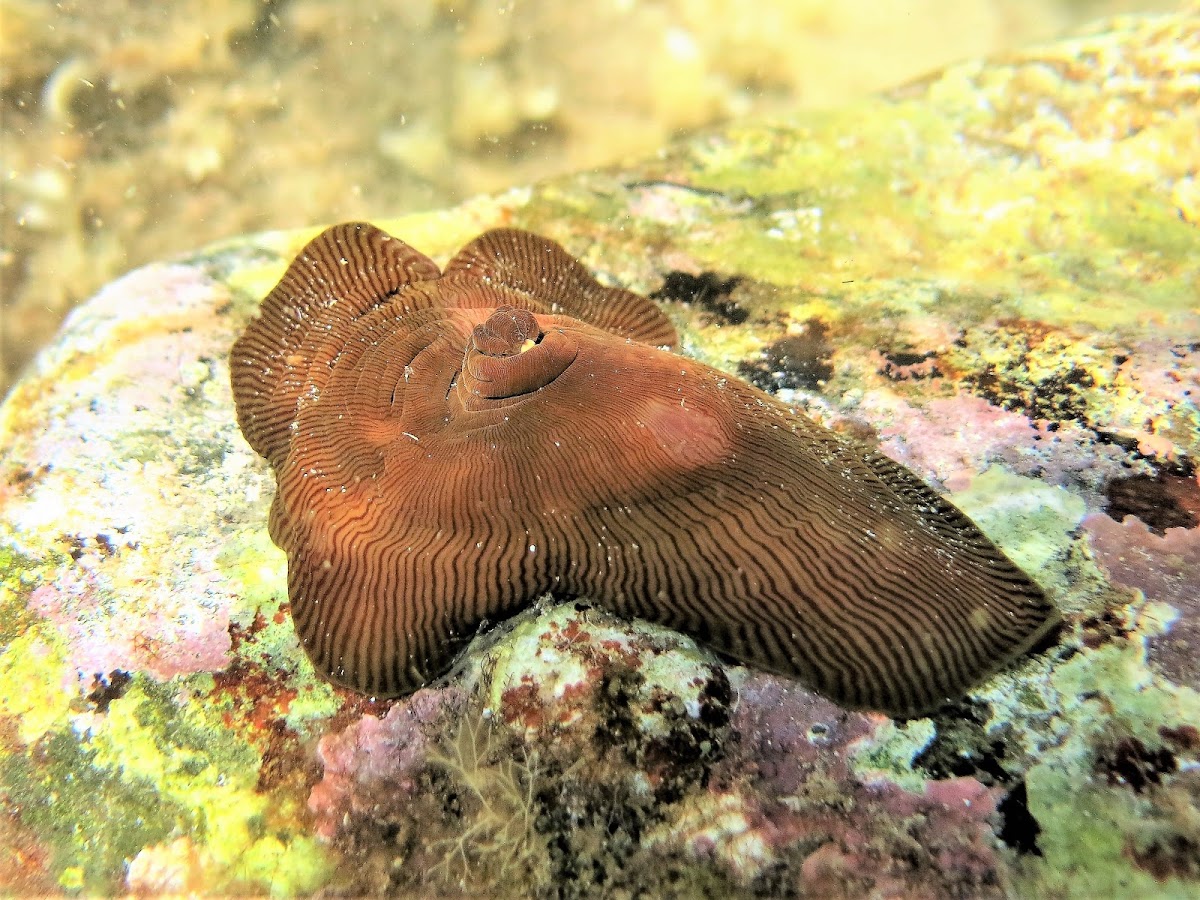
[[0, 0, 1169, 397]]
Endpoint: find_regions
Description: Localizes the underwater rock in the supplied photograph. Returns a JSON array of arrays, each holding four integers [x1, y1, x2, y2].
[[0, 8, 1198, 898]]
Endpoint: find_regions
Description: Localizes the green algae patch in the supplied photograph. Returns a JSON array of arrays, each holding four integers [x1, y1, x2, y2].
[[0, 545, 48, 645], [1001, 172, 1200, 335], [1049, 602, 1193, 744], [1023, 766, 1199, 900], [1083, 173, 1200, 263], [217, 527, 286, 609], [217, 531, 299, 671], [682, 219, 832, 288], [951, 468, 1086, 580], [0, 725, 184, 893], [685, 103, 932, 205], [281, 678, 339, 737], [666, 76, 1200, 339], [58, 676, 334, 894], [974, 658, 1059, 739], [217, 526, 293, 667], [666, 105, 957, 287], [1017, 602, 1200, 900], [850, 717, 937, 792], [87, 679, 263, 857]]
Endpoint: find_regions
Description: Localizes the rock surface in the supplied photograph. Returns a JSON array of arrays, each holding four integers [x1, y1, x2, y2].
[[1, 9, 1198, 898]]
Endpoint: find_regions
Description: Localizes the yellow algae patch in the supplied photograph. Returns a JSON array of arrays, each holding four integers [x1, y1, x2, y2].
[[225, 259, 296, 313], [0, 631, 74, 744], [89, 685, 262, 849], [375, 188, 532, 264], [1173, 175, 1200, 225], [57, 865, 85, 892], [787, 297, 843, 325], [217, 528, 286, 607], [234, 834, 332, 898]]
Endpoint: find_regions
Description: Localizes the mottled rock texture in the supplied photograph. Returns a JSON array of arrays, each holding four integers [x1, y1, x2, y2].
[[1, 9, 1198, 898]]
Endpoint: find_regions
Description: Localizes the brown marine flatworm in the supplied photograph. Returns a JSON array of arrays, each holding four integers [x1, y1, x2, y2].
[[230, 223, 1059, 716]]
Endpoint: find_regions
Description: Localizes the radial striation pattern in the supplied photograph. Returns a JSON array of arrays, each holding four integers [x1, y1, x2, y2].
[[230, 222, 1059, 716]]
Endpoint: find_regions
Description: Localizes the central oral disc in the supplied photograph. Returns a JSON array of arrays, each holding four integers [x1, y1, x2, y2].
[[461, 306, 578, 400]]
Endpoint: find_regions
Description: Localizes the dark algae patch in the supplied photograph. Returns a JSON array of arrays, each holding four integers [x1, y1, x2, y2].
[[651, 271, 746, 325], [737, 321, 834, 392]]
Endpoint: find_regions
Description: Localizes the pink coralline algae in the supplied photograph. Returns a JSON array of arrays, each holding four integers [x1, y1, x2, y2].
[[1, 261, 247, 693], [861, 389, 1039, 490], [790, 777, 1001, 897], [858, 388, 1141, 495], [727, 673, 878, 795], [308, 687, 468, 841], [26, 558, 232, 688], [1084, 512, 1200, 690], [694, 673, 1007, 896], [1085, 514, 1200, 608]]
